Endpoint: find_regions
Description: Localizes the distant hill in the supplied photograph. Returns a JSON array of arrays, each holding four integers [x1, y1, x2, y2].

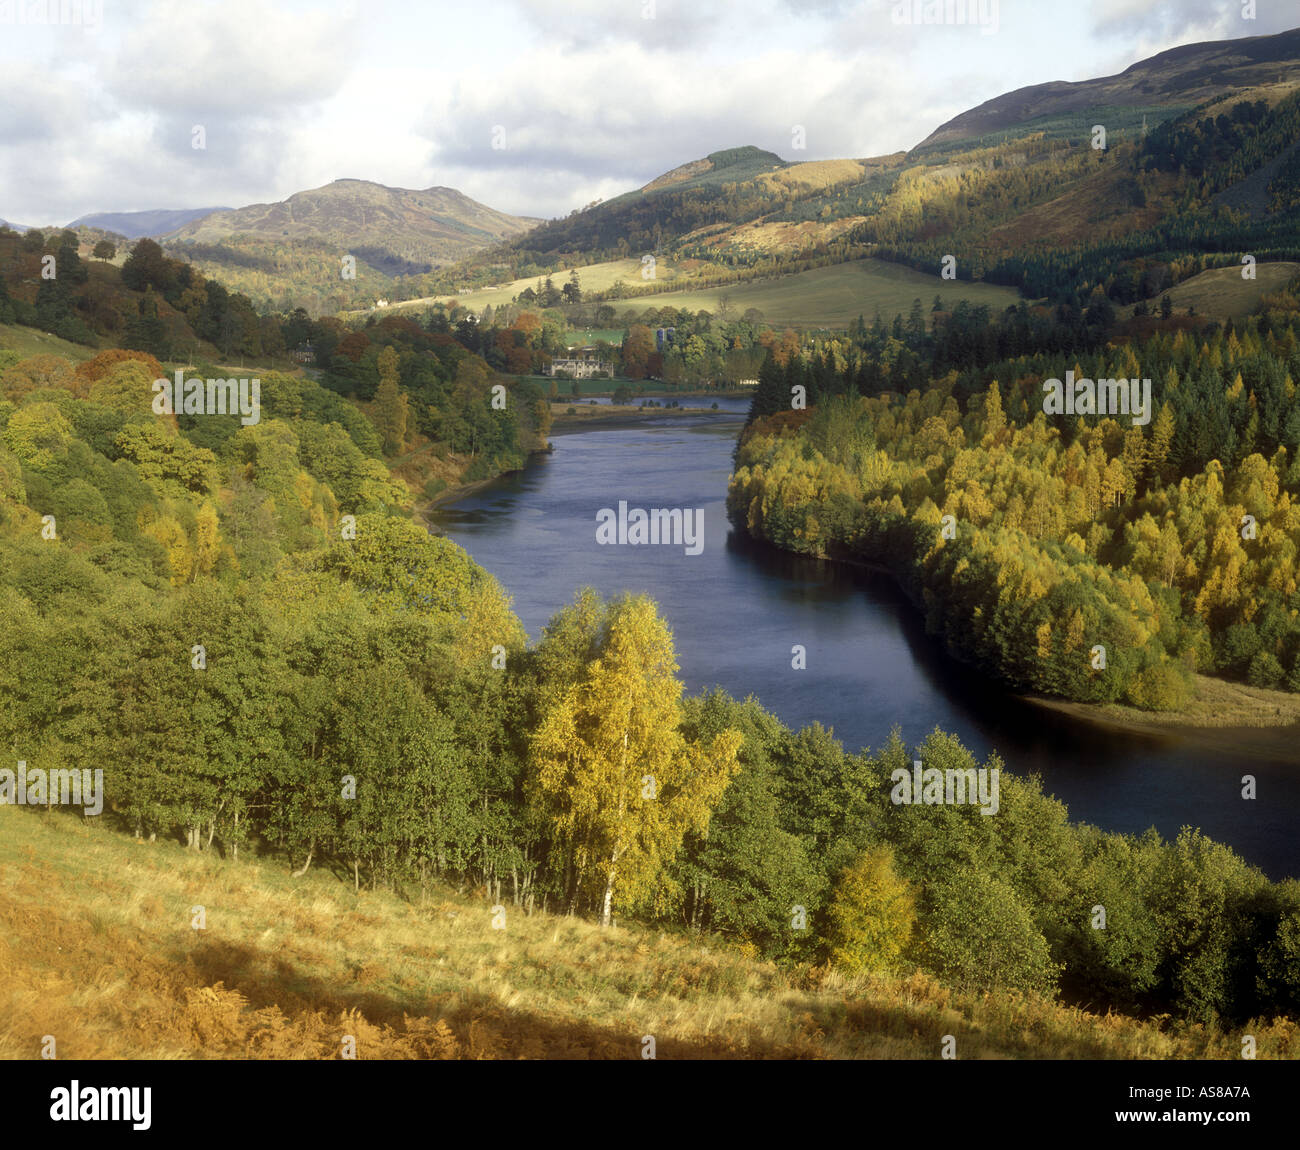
[[32, 30, 1292, 324], [66, 206, 227, 239], [633, 145, 787, 194], [482, 145, 882, 266], [0, 219, 31, 233], [168, 179, 538, 275], [918, 27, 1300, 149]]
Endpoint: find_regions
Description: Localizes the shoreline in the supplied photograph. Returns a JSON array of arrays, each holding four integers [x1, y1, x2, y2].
[[414, 466, 529, 528], [1019, 685, 1300, 762], [547, 402, 745, 435]]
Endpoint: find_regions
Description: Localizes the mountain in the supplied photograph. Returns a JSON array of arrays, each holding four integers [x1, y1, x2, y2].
[[485, 145, 877, 264], [168, 179, 539, 274], [0, 218, 31, 233], [634, 145, 787, 193], [918, 27, 1300, 149], [416, 27, 1300, 320], [67, 207, 227, 239]]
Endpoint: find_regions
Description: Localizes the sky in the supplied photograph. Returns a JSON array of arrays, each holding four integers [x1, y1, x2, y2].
[[0, 0, 1296, 227]]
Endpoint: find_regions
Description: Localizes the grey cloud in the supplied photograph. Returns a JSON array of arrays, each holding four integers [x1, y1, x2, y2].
[[1090, 0, 1296, 39], [0, 61, 90, 144]]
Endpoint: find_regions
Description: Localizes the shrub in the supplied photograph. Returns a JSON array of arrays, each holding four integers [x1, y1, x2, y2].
[[1247, 650, 1284, 689], [918, 870, 1061, 996], [1125, 659, 1193, 711], [827, 845, 916, 975]]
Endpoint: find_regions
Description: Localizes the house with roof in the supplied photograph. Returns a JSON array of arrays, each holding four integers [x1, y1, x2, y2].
[[548, 345, 609, 379]]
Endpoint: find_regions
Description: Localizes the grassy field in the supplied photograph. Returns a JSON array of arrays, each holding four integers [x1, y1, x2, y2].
[[0, 322, 101, 361], [1158, 261, 1300, 319], [564, 328, 625, 345], [342, 255, 1020, 331], [608, 259, 1022, 329], [353, 259, 671, 318], [3, 806, 1296, 1060]]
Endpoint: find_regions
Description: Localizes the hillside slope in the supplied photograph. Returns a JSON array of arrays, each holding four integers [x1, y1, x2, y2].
[[4, 807, 1294, 1060], [918, 27, 1300, 148], [68, 207, 228, 240]]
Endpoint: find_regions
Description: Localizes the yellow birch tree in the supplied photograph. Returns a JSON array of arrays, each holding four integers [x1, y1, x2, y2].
[[529, 592, 742, 925]]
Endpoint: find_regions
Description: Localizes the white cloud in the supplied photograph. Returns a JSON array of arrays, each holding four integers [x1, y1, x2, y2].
[[0, 0, 1292, 229], [104, 0, 361, 116]]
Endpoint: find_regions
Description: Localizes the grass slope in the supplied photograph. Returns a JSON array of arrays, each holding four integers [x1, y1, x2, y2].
[[4, 807, 1294, 1060], [350, 259, 659, 319], [0, 322, 101, 361], [609, 259, 1021, 329], [1162, 261, 1300, 319]]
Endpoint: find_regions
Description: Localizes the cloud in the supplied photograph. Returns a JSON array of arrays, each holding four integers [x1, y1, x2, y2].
[[411, 36, 928, 217], [510, 0, 866, 51], [104, 0, 360, 118], [1089, 0, 1296, 42], [0, 61, 85, 145]]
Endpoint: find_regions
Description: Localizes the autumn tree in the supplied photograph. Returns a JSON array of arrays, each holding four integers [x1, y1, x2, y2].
[[827, 845, 916, 974], [529, 591, 742, 925], [621, 325, 655, 380]]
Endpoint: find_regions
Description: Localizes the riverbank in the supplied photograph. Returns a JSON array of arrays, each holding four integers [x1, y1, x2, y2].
[[548, 401, 742, 434], [1021, 677, 1300, 762], [413, 465, 532, 530]]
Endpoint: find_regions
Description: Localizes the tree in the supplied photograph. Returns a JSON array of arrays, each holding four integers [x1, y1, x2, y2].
[[529, 592, 742, 925], [372, 345, 408, 455], [621, 325, 655, 380], [1, 354, 75, 402], [121, 238, 176, 295], [123, 287, 169, 360], [747, 352, 787, 423], [92, 239, 116, 262], [827, 845, 916, 974], [919, 869, 1061, 994], [669, 691, 823, 958]]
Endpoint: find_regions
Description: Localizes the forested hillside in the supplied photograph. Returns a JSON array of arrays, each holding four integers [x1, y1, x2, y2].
[[3, 499, 1299, 1027], [732, 272, 1300, 709]]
